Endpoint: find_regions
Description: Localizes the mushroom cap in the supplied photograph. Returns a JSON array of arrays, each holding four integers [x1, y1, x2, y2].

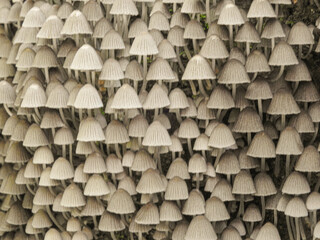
[[181, 0, 206, 14], [243, 204, 262, 222], [70, 44, 103, 71], [185, 215, 217, 240], [61, 10, 93, 35], [82, 0, 104, 22], [160, 200, 183, 222], [306, 192, 320, 211], [200, 35, 229, 59], [218, 3, 244, 26], [233, 107, 264, 133], [287, 22, 314, 45], [295, 145, 320, 172], [235, 22, 261, 43], [211, 179, 235, 201], [22, 7, 46, 28], [99, 58, 124, 81], [207, 85, 235, 109], [221, 226, 242, 240], [208, 123, 236, 148], [245, 50, 270, 73], [216, 151, 240, 175], [247, 0, 276, 18], [205, 197, 230, 221], [166, 158, 190, 180], [61, 183, 86, 208], [232, 170, 256, 195], [142, 121, 172, 147], [143, 83, 170, 109], [254, 172, 277, 196], [256, 222, 281, 240], [107, 189, 135, 214], [37, 15, 63, 39], [182, 189, 205, 216], [149, 12, 170, 31], [285, 60, 311, 82], [0, 81, 15, 104], [294, 82, 320, 103], [268, 41, 298, 66], [135, 202, 160, 225], [77, 117, 105, 142], [146, 57, 175, 81], [285, 196, 308, 217], [267, 89, 300, 115], [276, 127, 303, 155], [165, 176, 189, 200], [111, 84, 142, 109], [261, 19, 285, 39], [129, 32, 158, 55], [182, 55, 216, 80], [282, 171, 310, 195], [218, 59, 250, 85], [245, 78, 273, 100], [247, 132, 276, 158], [178, 118, 200, 139], [74, 84, 103, 109], [136, 168, 165, 194], [93, 18, 113, 39], [101, 29, 125, 50], [184, 19, 206, 39], [110, 0, 138, 15], [98, 211, 125, 232], [50, 157, 74, 180]]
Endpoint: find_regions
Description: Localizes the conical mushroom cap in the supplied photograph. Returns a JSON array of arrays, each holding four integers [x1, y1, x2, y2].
[[235, 22, 261, 43], [135, 202, 160, 225], [77, 117, 105, 142], [276, 127, 303, 155], [247, 132, 276, 158], [110, 0, 138, 15], [267, 89, 300, 115], [218, 59, 250, 85], [181, 0, 205, 14], [146, 57, 175, 81], [245, 50, 270, 73], [74, 84, 103, 109], [306, 192, 320, 211], [295, 145, 320, 172], [142, 121, 172, 147], [61, 10, 92, 35], [254, 172, 277, 196], [185, 215, 217, 240], [218, 3, 244, 26], [285, 196, 308, 217], [84, 174, 110, 196], [285, 60, 311, 82], [282, 171, 310, 195], [287, 22, 314, 45], [208, 123, 236, 148], [216, 151, 240, 175], [0, 81, 16, 104], [256, 222, 281, 240], [105, 120, 129, 144], [101, 29, 125, 50], [205, 197, 230, 221], [61, 183, 86, 208], [182, 55, 216, 80], [245, 78, 273, 100], [98, 211, 125, 232], [32, 46, 59, 68], [232, 170, 256, 195], [37, 15, 63, 39], [99, 58, 124, 81], [233, 107, 263, 133], [207, 85, 235, 109], [247, 0, 276, 18], [22, 7, 45, 28], [70, 44, 103, 71], [21, 83, 46, 108], [182, 189, 205, 216], [200, 35, 229, 59], [261, 19, 285, 39], [268, 41, 298, 66], [136, 168, 166, 194], [143, 84, 170, 109], [129, 32, 158, 55], [107, 189, 135, 214]]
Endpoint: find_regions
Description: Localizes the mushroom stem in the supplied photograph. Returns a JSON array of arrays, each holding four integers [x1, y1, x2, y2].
[[44, 67, 50, 83], [295, 217, 300, 240], [141, 2, 147, 22], [312, 211, 317, 235], [115, 143, 122, 159], [302, 44, 313, 59], [298, 45, 302, 60], [285, 154, 291, 178], [214, 148, 223, 168], [141, 55, 148, 92], [281, 114, 286, 130], [187, 138, 193, 156], [258, 17, 263, 34], [232, 84, 236, 100], [286, 215, 294, 240], [246, 42, 250, 56], [62, 145, 66, 158], [110, 232, 117, 240], [196, 173, 200, 189], [192, 39, 199, 54], [271, 38, 275, 50], [183, 45, 192, 60], [271, 65, 285, 82], [59, 108, 69, 127], [69, 144, 73, 169], [251, 72, 258, 82], [46, 205, 65, 231], [228, 25, 233, 49], [274, 209, 278, 226], [261, 196, 266, 223], [257, 99, 263, 120], [3, 104, 13, 116], [198, 80, 208, 98], [247, 132, 252, 145], [300, 218, 306, 240], [206, 0, 211, 24]]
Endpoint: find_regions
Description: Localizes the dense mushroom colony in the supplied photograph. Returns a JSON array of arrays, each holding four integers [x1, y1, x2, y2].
[[0, 0, 320, 240]]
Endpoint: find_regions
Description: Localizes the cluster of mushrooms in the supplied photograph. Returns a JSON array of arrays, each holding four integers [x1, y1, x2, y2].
[[1, 0, 320, 239]]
